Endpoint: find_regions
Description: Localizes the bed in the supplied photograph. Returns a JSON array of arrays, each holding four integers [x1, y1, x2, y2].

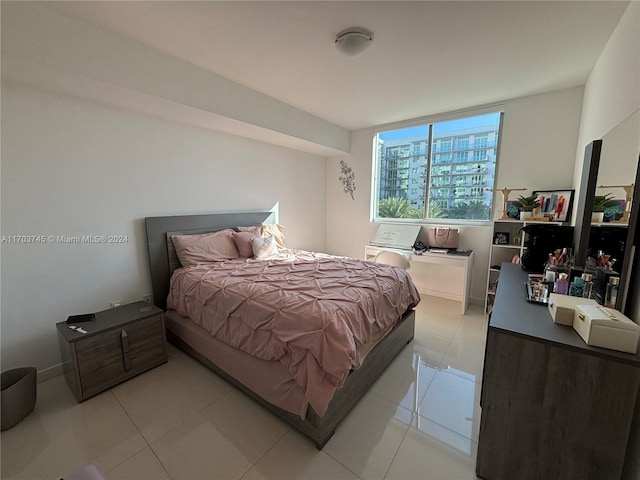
[[145, 211, 419, 448]]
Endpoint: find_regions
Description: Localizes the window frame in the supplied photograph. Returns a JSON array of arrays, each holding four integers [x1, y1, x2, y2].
[[371, 105, 504, 225]]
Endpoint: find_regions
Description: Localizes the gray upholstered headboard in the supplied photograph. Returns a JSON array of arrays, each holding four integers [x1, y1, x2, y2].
[[145, 211, 274, 310]]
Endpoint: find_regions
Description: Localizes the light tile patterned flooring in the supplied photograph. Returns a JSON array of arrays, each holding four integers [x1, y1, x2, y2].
[[1, 296, 487, 480]]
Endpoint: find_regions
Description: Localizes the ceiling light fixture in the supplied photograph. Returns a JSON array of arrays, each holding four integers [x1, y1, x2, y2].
[[335, 27, 372, 57]]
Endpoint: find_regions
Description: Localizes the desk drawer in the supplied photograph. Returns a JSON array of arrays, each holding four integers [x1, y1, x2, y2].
[[76, 314, 166, 398]]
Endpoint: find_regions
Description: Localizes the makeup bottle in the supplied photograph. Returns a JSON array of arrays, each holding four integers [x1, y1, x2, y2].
[[605, 276, 620, 308]]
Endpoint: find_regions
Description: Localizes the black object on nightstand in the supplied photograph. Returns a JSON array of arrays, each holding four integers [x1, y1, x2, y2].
[[56, 301, 167, 402]]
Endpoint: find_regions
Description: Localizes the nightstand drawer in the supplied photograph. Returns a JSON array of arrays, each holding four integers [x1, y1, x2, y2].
[[75, 314, 165, 398]]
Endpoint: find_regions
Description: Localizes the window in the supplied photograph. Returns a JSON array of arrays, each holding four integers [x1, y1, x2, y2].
[[471, 174, 486, 186], [440, 140, 453, 152], [474, 135, 488, 148], [471, 187, 484, 197], [455, 152, 467, 163], [456, 138, 469, 150], [473, 150, 488, 161], [373, 111, 502, 221]]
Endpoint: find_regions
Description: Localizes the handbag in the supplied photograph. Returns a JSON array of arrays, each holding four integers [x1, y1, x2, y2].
[[427, 227, 459, 249]]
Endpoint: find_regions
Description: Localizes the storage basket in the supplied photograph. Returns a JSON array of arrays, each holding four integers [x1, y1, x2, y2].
[[1, 367, 37, 431]]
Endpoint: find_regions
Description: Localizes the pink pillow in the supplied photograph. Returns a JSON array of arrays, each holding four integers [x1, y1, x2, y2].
[[232, 231, 255, 258], [171, 229, 239, 266]]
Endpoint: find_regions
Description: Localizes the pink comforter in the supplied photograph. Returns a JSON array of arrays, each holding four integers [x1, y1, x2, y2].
[[167, 251, 420, 416]]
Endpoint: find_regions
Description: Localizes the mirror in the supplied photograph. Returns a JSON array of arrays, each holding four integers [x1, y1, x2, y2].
[[589, 110, 640, 309], [596, 110, 639, 225]]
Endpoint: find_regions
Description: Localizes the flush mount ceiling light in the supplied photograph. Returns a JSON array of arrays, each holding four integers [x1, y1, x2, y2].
[[335, 27, 372, 57]]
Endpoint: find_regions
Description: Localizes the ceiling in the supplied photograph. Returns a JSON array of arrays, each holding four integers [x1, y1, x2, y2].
[[51, 1, 628, 131]]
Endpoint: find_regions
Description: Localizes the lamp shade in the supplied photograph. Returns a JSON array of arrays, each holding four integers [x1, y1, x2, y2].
[[335, 28, 372, 57]]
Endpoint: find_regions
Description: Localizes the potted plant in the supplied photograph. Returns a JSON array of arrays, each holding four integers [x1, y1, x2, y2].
[[592, 193, 618, 223], [513, 194, 540, 220]]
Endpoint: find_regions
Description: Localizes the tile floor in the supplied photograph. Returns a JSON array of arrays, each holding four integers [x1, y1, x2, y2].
[[1, 296, 487, 480]]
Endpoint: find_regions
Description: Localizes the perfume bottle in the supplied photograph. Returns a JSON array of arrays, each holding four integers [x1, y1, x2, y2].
[[581, 273, 594, 299], [605, 276, 620, 308], [569, 275, 584, 297], [555, 273, 569, 295]]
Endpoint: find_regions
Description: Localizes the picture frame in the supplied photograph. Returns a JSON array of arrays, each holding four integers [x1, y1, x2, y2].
[[493, 231, 510, 245], [533, 189, 575, 223]]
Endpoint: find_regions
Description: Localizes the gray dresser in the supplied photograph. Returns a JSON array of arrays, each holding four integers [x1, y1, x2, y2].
[[477, 263, 640, 480]]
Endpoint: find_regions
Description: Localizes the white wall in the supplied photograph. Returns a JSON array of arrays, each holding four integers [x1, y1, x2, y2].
[[326, 87, 584, 305], [570, 6, 640, 477], [2, 2, 350, 156], [1, 82, 327, 376], [573, 2, 640, 184]]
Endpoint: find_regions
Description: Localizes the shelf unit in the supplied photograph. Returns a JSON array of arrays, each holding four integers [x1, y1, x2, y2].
[[485, 220, 561, 314]]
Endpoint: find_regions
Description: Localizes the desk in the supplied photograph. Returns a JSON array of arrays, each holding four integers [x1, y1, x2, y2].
[[364, 245, 473, 314]]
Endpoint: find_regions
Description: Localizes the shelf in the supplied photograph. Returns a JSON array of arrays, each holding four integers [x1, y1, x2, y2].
[[591, 222, 628, 227], [492, 244, 521, 249], [493, 219, 563, 225]]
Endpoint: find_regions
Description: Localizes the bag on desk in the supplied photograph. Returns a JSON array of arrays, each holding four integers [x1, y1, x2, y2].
[[427, 227, 459, 249]]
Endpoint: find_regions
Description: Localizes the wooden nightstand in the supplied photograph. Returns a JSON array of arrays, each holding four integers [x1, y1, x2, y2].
[[56, 301, 167, 402]]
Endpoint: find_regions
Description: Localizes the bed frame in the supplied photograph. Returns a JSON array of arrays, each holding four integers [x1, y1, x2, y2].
[[145, 211, 415, 448]]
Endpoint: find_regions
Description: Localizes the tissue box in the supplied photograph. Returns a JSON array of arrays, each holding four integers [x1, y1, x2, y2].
[[573, 305, 640, 354], [548, 294, 597, 325]]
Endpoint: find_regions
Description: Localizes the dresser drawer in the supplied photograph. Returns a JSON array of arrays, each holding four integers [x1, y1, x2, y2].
[[75, 314, 166, 398]]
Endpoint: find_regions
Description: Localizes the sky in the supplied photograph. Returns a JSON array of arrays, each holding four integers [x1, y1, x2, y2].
[[379, 112, 501, 141]]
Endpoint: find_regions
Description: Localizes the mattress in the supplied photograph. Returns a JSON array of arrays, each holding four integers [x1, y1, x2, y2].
[[167, 252, 420, 416], [165, 309, 309, 418]]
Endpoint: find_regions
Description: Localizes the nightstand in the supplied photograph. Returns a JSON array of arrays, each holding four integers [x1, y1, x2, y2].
[[56, 301, 167, 402]]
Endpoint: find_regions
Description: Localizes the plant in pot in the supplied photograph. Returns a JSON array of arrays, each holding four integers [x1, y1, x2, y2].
[[592, 193, 618, 223], [513, 194, 540, 220]]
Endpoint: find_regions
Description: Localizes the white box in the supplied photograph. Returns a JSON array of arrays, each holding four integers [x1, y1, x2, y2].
[[573, 305, 640, 354], [548, 294, 597, 326]]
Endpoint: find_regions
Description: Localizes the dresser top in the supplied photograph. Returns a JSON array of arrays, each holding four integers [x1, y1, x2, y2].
[[56, 301, 163, 342], [491, 263, 640, 366]]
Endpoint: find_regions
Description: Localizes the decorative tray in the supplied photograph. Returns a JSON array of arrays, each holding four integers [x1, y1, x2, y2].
[[524, 281, 551, 304]]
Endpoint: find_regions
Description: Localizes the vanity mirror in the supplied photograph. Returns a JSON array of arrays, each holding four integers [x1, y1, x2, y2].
[[577, 110, 640, 313], [597, 111, 639, 313], [596, 110, 639, 225]]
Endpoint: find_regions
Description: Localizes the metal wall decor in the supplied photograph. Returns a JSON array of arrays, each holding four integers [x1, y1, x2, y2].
[[339, 160, 356, 200]]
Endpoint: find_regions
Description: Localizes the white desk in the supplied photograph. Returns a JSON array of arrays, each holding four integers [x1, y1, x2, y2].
[[364, 245, 474, 314]]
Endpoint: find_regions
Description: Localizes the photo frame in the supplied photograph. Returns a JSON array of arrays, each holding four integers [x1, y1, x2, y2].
[[533, 189, 575, 223], [494, 231, 510, 245]]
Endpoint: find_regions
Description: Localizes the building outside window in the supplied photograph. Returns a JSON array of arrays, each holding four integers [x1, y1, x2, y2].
[[373, 111, 502, 221]]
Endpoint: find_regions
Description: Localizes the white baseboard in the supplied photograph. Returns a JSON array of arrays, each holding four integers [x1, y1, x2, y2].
[[37, 363, 63, 383]]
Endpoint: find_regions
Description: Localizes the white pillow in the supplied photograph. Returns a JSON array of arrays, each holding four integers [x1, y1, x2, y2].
[[238, 224, 286, 248], [252, 236, 279, 259]]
